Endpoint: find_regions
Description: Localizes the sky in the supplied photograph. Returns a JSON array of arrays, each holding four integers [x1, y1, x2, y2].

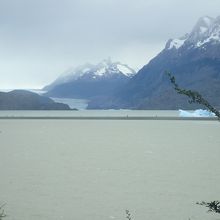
[[0, 0, 220, 89]]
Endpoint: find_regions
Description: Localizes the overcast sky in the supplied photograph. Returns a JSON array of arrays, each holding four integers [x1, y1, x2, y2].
[[0, 0, 220, 89]]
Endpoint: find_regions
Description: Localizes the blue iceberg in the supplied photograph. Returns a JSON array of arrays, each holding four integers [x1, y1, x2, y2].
[[179, 109, 215, 117]]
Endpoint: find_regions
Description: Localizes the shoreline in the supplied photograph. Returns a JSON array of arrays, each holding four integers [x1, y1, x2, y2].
[[0, 116, 217, 121]]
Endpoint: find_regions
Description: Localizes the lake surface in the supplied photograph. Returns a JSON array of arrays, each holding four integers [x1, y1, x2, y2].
[[0, 110, 180, 118], [0, 112, 219, 220]]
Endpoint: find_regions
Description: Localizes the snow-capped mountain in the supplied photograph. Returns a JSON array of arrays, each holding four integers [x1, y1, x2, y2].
[[88, 16, 220, 109], [166, 16, 220, 49], [44, 59, 136, 99]]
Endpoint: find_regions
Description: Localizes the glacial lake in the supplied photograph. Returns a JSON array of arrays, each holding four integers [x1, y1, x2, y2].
[[0, 110, 180, 118], [0, 110, 219, 220]]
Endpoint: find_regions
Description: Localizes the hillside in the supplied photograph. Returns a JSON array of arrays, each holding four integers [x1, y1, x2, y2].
[[0, 90, 71, 110]]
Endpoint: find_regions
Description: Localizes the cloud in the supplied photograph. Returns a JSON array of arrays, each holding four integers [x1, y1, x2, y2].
[[0, 0, 220, 88]]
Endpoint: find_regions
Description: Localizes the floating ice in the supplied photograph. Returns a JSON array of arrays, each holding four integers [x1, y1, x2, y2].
[[179, 109, 215, 117]]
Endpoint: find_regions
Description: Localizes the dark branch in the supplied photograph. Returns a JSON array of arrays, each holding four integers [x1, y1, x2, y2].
[[196, 201, 220, 214], [125, 210, 132, 220], [0, 204, 6, 220], [166, 71, 220, 120]]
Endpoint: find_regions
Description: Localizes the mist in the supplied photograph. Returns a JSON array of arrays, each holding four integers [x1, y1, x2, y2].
[[0, 0, 220, 88]]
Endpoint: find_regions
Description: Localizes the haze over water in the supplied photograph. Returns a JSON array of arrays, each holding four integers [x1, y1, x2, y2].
[[0, 115, 219, 220]]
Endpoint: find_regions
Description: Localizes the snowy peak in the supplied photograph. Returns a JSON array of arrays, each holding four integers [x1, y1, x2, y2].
[[202, 16, 214, 26], [204, 16, 220, 41], [195, 16, 220, 47], [59, 60, 135, 81], [59, 59, 137, 80], [45, 59, 136, 90], [44, 59, 137, 99], [192, 16, 213, 33], [166, 15, 220, 50], [166, 34, 188, 50], [89, 59, 136, 78], [50, 63, 94, 86], [72, 59, 136, 80], [188, 16, 214, 43]]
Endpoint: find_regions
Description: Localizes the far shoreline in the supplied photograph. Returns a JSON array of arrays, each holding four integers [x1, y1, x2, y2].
[[0, 116, 217, 121]]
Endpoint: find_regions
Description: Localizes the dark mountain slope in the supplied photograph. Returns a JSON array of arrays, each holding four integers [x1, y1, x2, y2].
[[88, 16, 220, 109], [0, 90, 71, 110]]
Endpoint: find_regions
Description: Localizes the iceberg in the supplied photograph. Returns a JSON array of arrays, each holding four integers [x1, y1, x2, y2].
[[179, 109, 215, 117]]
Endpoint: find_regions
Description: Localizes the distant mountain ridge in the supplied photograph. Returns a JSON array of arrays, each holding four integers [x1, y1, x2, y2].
[[0, 90, 71, 110], [44, 59, 136, 99], [88, 15, 220, 109], [166, 15, 220, 49]]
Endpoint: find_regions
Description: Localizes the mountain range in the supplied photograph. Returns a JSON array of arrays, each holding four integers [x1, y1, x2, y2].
[[45, 15, 220, 110], [88, 15, 220, 109], [44, 59, 136, 99]]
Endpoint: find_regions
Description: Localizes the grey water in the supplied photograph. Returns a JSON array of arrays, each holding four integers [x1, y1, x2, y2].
[[0, 110, 179, 118], [0, 112, 219, 220]]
